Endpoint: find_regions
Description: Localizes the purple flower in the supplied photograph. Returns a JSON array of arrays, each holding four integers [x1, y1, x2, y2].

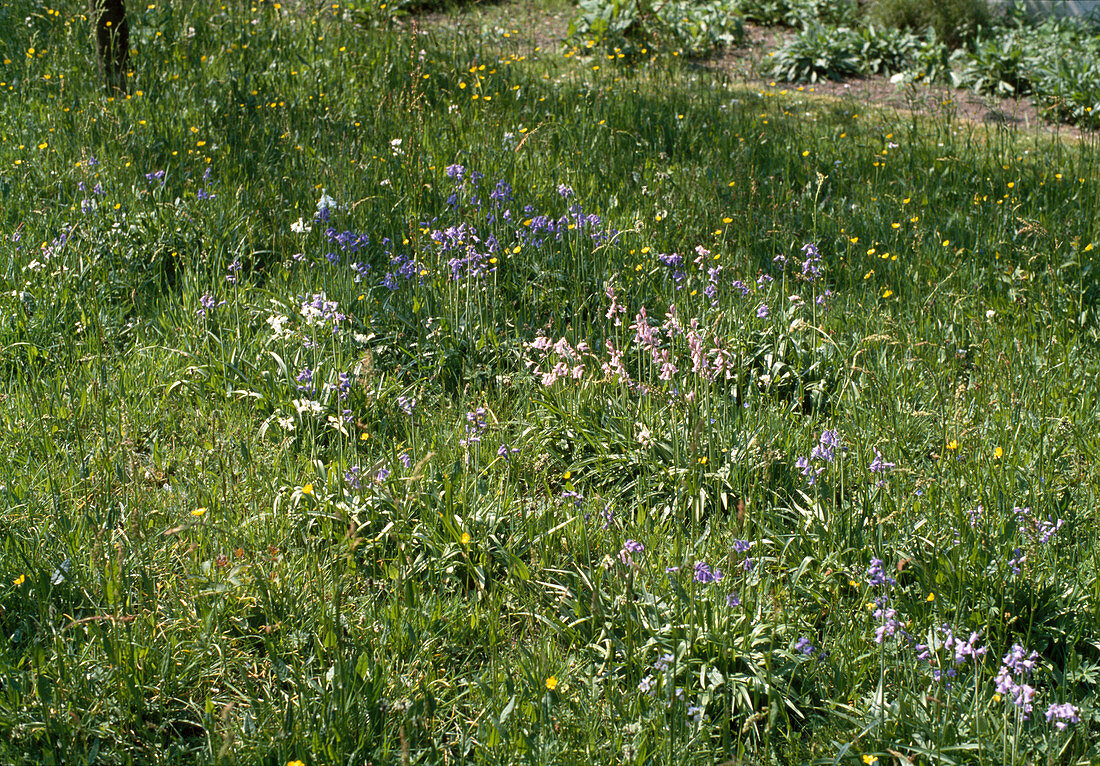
[[800, 242, 822, 281], [557, 184, 574, 198], [489, 180, 512, 202], [1002, 644, 1039, 676], [756, 303, 769, 319], [868, 449, 895, 473], [344, 466, 362, 489], [795, 456, 814, 478], [694, 562, 724, 584], [794, 637, 815, 656], [732, 539, 752, 553], [445, 164, 465, 180], [375, 467, 390, 482], [726, 592, 741, 607], [497, 443, 520, 461], [198, 293, 218, 316], [399, 452, 412, 468], [873, 606, 902, 643], [942, 626, 987, 664], [1037, 516, 1064, 544], [967, 504, 983, 527], [600, 506, 615, 529], [1046, 702, 1080, 731], [995, 644, 1040, 717], [295, 367, 314, 392], [811, 429, 840, 463], [1007, 547, 1025, 575], [865, 558, 896, 588]]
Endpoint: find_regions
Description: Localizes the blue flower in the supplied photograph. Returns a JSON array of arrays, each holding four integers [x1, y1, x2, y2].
[[694, 562, 724, 584], [865, 558, 896, 588]]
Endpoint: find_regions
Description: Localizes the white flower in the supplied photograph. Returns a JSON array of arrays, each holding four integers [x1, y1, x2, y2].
[[326, 415, 349, 437], [316, 189, 337, 213], [278, 415, 296, 431], [290, 217, 312, 234], [266, 313, 292, 342], [390, 138, 404, 156], [292, 398, 323, 416]]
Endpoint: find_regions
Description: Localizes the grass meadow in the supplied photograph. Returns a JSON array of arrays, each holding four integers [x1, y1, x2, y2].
[[1, 0, 1100, 762]]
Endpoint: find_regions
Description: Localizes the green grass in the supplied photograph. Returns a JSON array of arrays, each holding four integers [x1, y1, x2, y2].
[[0, 0, 1099, 763]]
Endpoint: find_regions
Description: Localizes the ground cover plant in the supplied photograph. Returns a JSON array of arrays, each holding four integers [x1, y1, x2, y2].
[[1, 0, 1100, 763]]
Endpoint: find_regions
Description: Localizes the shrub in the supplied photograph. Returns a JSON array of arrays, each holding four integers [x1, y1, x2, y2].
[[868, 0, 990, 48], [1029, 43, 1100, 129], [735, 0, 861, 27], [569, 0, 745, 57], [768, 23, 862, 81], [954, 31, 1032, 96], [857, 23, 923, 75]]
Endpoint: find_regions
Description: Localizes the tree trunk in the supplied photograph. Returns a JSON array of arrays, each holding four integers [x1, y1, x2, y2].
[[90, 0, 129, 94]]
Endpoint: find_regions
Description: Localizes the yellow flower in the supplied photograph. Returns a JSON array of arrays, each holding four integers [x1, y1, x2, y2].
[[926, 592, 935, 602], [545, 676, 558, 690], [287, 761, 305, 766], [862, 756, 878, 766], [460, 532, 471, 545], [946, 439, 958, 451], [993, 693, 1001, 703], [882, 290, 893, 298], [302, 483, 314, 495], [563, 470, 571, 480], [191, 507, 207, 517], [13, 574, 25, 586], [994, 446, 1003, 459]]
